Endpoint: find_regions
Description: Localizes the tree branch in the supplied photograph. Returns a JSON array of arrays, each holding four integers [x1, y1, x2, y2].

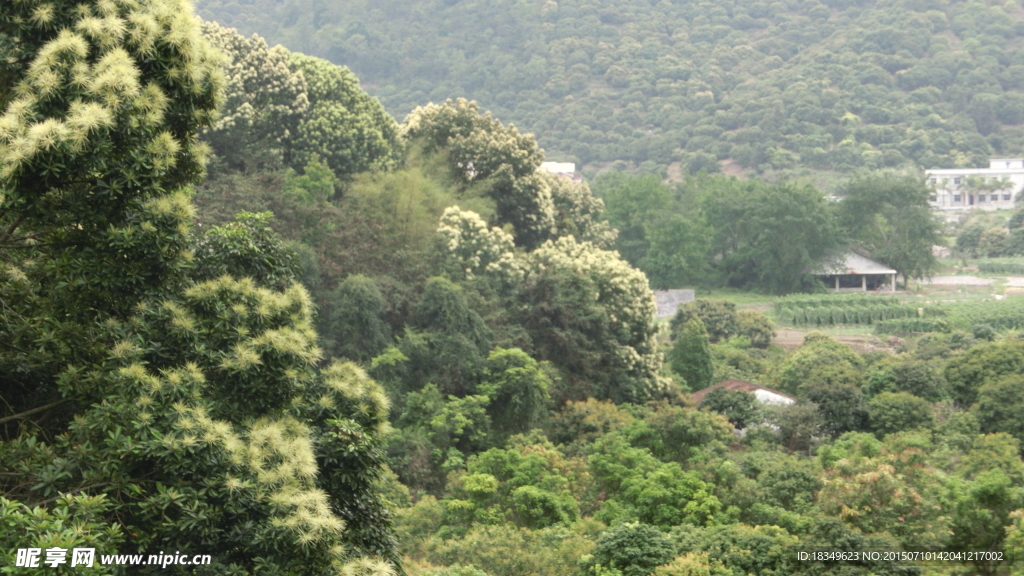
[[0, 398, 71, 425]]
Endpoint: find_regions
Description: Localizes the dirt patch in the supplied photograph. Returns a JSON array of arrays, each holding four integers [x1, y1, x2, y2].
[[719, 159, 747, 177]]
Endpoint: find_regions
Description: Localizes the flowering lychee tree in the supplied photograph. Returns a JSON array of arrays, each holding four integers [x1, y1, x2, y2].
[[0, 0, 398, 573]]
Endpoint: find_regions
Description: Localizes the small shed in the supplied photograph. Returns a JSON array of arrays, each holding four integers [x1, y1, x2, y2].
[[691, 379, 795, 406], [652, 289, 696, 318], [816, 252, 896, 292]]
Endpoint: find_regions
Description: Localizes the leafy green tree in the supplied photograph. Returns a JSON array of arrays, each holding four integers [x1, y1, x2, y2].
[[837, 177, 942, 285], [1, 0, 220, 435], [479, 347, 551, 438], [389, 383, 493, 492], [734, 310, 775, 349], [580, 522, 677, 576], [199, 20, 308, 173], [768, 402, 825, 453], [289, 52, 401, 177], [594, 172, 673, 266], [1009, 211, 1024, 231], [1003, 228, 1024, 257], [669, 318, 715, 392], [974, 375, 1024, 445], [641, 403, 734, 464], [944, 340, 1024, 407], [438, 437, 589, 531], [400, 277, 493, 396], [671, 299, 738, 344], [978, 227, 1009, 258], [816, 432, 951, 549], [700, 178, 843, 294], [680, 524, 798, 576], [516, 236, 666, 403], [403, 98, 554, 248], [192, 211, 302, 290], [862, 358, 948, 402], [322, 274, 393, 363], [773, 333, 864, 396], [803, 382, 869, 438], [699, 388, 760, 430], [867, 392, 935, 437], [955, 223, 986, 259]]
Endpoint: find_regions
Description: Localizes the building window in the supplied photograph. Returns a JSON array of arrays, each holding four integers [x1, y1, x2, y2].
[[1005, 194, 1012, 201], [929, 178, 937, 185], [992, 194, 999, 201], [954, 194, 961, 202], [954, 177, 962, 184], [979, 194, 986, 202], [930, 194, 937, 202]]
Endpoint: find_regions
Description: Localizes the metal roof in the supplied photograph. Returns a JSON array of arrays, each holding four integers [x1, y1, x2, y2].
[[691, 379, 796, 405], [816, 252, 896, 275]]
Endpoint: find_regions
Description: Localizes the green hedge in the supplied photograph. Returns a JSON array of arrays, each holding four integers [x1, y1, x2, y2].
[[977, 259, 1024, 274], [776, 302, 919, 326], [875, 318, 951, 335]]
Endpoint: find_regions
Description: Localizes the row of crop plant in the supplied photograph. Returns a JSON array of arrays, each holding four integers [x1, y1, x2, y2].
[[977, 259, 1024, 274], [776, 304, 919, 326], [773, 294, 906, 314]]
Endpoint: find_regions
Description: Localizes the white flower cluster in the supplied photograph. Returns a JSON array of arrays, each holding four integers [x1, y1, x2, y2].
[[199, 21, 308, 152], [0, 0, 221, 181], [525, 236, 667, 392], [437, 206, 523, 284]]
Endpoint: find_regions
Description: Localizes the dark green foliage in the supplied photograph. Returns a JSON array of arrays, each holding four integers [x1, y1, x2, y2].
[[582, 523, 676, 576], [192, 211, 302, 290], [868, 392, 935, 437], [976, 259, 1024, 274], [974, 375, 1024, 445], [862, 359, 948, 402], [944, 340, 1024, 407], [669, 318, 715, 392], [773, 333, 864, 396], [671, 300, 737, 344], [1009, 211, 1024, 231], [700, 179, 843, 294], [837, 177, 942, 284], [322, 274, 393, 363], [196, 0, 1024, 174], [480, 348, 551, 438], [593, 172, 710, 289], [874, 318, 950, 335], [699, 388, 760, 430], [389, 384, 493, 492], [403, 277, 493, 397], [973, 323, 997, 341], [734, 310, 775, 349], [956, 223, 987, 258], [545, 398, 636, 454], [802, 383, 869, 439], [641, 403, 735, 464], [289, 52, 403, 177]]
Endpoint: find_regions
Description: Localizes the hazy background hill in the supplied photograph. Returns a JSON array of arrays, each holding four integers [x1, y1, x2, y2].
[[195, 0, 1024, 178]]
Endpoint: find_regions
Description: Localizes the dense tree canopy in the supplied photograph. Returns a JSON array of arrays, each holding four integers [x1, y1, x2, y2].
[[196, 0, 1024, 176]]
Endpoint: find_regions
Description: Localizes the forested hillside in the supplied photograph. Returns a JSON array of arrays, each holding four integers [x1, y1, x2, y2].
[[8, 1, 1024, 576], [194, 0, 1024, 176]]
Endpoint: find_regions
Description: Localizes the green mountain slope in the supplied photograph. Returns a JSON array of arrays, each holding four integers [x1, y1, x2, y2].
[[195, 0, 1024, 175]]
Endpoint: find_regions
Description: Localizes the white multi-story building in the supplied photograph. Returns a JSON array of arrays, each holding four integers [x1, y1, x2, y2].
[[539, 161, 583, 183], [926, 158, 1024, 211]]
